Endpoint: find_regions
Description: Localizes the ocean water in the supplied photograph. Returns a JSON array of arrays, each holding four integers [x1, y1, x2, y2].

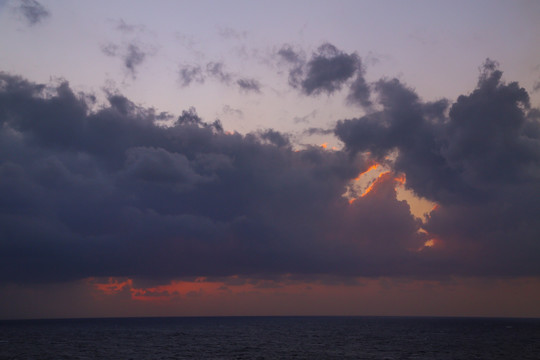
[[1, 316, 539, 359]]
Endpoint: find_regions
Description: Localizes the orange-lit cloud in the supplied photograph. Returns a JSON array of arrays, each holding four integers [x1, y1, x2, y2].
[[346, 163, 383, 204], [424, 239, 435, 247], [91, 277, 133, 295], [90, 276, 353, 305], [394, 173, 406, 185], [348, 170, 404, 204], [75, 275, 540, 319], [354, 163, 380, 181], [360, 171, 391, 197]]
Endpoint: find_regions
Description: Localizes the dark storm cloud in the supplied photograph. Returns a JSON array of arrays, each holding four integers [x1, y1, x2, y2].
[[2, 58, 539, 285], [15, 0, 49, 25], [0, 72, 431, 284], [336, 60, 540, 276]]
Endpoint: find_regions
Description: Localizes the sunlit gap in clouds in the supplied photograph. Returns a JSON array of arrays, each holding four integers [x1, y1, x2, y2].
[[345, 155, 435, 215], [343, 153, 440, 251]]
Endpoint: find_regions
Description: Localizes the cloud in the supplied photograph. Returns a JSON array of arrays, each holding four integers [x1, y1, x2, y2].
[[335, 59, 540, 276], [124, 43, 147, 76], [218, 26, 247, 40], [236, 78, 261, 93], [277, 44, 304, 65], [278, 43, 371, 105], [1, 58, 539, 286], [178, 64, 204, 87], [221, 105, 244, 119], [101, 43, 118, 57], [347, 66, 372, 108], [102, 42, 152, 79], [281, 43, 362, 97], [101, 19, 156, 79], [258, 129, 290, 147], [293, 110, 317, 124], [205, 62, 232, 84], [178, 61, 261, 93], [303, 127, 333, 136], [300, 43, 359, 95], [533, 79, 540, 93], [114, 18, 146, 34], [14, 0, 49, 25], [0, 72, 428, 284]]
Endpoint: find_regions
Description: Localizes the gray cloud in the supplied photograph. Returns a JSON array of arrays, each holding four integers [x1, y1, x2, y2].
[[101, 43, 118, 57], [293, 110, 317, 124], [1, 58, 539, 286], [178, 64, 204, 87], [102, 42, 152, 79], [124, 43, 146, 77], [0, 72, 430, 284], [303, 127, 333, 136], [300, 43, 359, 95], [101, 19, 155, 79], [206, 62, 232, 84], [335, 60, 540, 276], [15, 0, 49, 25], [347, 66, 372, 108], [277, 44, 304, 65], [218, 26, 247, 40], [279, 43, 371, 103], [115, 18, 146, 34], [533, 80, 540, 93], [221, 105, 244, 119], [236, 78, 261, 93], [258, 129, 290, 147], [178, 61, 261, 93]]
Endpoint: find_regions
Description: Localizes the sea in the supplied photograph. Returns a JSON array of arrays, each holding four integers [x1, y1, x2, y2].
[[0, 316, 539, 359]]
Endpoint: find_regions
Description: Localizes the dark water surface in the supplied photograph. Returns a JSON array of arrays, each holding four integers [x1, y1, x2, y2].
[[1, 316, 539, 359]]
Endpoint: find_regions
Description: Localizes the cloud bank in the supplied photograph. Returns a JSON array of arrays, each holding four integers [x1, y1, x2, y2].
[[0, 55, 539, 286]]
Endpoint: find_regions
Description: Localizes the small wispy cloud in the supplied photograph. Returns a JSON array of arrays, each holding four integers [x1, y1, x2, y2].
[[15, 0, 49, 26]]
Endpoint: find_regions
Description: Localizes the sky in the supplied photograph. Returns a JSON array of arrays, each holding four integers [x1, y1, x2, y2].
[[0, 0, 540, 320]]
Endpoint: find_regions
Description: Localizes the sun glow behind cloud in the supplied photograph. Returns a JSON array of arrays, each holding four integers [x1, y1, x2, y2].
[[345, 162, 435, 221]]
